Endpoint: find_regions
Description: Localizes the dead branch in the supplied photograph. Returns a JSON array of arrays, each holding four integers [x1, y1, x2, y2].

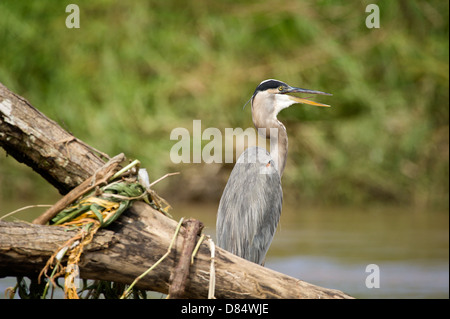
[[169, 219, 204, 298], [32, 153, 125, 225], [0, 82, 109, 194], [0, 202, 353, 299]]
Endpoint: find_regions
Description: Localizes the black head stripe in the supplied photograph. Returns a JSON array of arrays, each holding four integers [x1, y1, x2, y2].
[[252, 79, 287, 96], [250, 79, 288, 107]]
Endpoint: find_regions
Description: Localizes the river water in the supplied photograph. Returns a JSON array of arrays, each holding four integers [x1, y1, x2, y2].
[[171, 203, 449, 299], [1, 201, 448, 299]]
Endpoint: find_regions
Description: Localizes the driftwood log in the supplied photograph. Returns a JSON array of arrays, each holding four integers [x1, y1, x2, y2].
[[0, 202, 351, 299], [0, 82, 109, 195], [0, 82, 353, 299]]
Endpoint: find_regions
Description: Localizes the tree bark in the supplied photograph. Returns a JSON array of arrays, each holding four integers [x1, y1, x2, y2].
[[0, 82, 353, 299], [31, 153, 125, 225], [0, 202, 352, 299], [0, 82, 109, 194], [169, 219, 205, 299]]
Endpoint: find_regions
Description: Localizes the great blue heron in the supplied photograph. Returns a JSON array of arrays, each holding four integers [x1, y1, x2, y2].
[[216, 79, 331, 265]]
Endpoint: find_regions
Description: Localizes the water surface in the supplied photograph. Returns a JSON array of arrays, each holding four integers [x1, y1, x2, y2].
[[173, 203, 449, 299]]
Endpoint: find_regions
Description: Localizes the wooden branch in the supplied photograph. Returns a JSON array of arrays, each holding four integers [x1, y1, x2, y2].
[[0, 82, 109, 194], [32, 153, 125, 225], [0, 202, 353, 299], [169, 219, 204, 298]]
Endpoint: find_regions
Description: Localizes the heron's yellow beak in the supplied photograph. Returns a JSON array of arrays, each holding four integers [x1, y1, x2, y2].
[[285, 86, 332, 107], [287, 95, 331, 107]]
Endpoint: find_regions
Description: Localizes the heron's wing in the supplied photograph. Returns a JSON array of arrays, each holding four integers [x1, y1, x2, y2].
[[216, 147, 282, 265]]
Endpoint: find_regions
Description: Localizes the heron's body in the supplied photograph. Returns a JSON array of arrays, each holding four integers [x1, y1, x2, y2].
[[216, 79, 331, 265], [216, 147, 282, 265]]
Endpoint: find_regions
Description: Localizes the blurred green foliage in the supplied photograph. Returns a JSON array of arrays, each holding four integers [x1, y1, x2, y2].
[[0, 0, 448, 209]]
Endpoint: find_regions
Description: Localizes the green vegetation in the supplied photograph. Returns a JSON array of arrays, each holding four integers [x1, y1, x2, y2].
[[0, 0, 448, 209]]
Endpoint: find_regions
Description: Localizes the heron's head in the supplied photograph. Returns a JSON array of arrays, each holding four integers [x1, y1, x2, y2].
[[250, 79, 332, 117]]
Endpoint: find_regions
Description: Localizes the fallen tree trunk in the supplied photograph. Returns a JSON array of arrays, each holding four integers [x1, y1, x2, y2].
[[0, 202, 352, 299], [0, 82, 109, 194], [0, 82, 353, 299]]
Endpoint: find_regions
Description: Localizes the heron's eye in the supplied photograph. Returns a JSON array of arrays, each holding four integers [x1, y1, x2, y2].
[[278, 86, 284, 92]]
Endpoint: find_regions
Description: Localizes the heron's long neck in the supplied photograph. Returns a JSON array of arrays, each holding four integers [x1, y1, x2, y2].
[[251, 94, 289, 176], [253, 118, 288, 176], [269, 120, 288, 176]]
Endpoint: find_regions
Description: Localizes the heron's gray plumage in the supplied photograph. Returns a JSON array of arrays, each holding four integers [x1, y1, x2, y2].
[[216, 79, 331, 265], [216, 147, 282, 265]]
